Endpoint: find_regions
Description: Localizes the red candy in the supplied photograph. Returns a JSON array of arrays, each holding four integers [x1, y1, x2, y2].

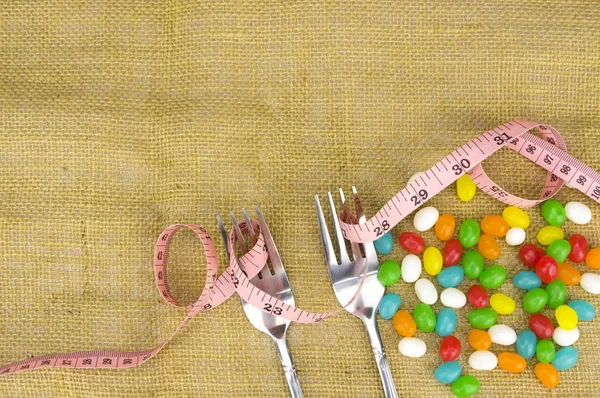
[[467, 284, 489, 308], [399, 232, 425, 255], [440, 335, 461, 362], [443, 239, 462, 266], [536, 256, 558, 284], [529, 314, 555, 339], [568, 234, 588, 264], [520, 244, 545, 268]]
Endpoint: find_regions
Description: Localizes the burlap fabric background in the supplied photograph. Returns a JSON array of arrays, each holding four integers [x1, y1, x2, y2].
[[1, 1, 599, 397]]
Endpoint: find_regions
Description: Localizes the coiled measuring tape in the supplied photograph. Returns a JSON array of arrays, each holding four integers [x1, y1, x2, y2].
[[1, 120, 598, 376]]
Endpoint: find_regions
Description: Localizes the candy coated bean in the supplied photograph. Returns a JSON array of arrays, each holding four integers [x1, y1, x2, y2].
[[413, 206, 439, 232], [523, 288, 548, 313], [581, 272, 600, 294], [586, 247, 600, 269], [459, 219, 480, 249], [468, 308, 497, 329], [467, 284, 488, 308], [537, 225, 564, 245], [519, 244, 545, 268], [462, 249, 485, 278], [437, 266, 464, 288], [440, 336, 461, 362], [443, 239, 462, 266], [378, 259, 401, 286], [530, 314, 554, 339], [568, 300, 596, 321], [477, 234, 500, 260], [555, 305, 578, 330], [378, 292, 401, 320], [468, 329, 492, 351], [505, 227, 526, 246], [565, 201, 592, 225], [440, 288, 467, 309], [451, 376, 481, 398], [503, 206, 530, 229], [546, 280, 567, 309], [435, 213, 455, 241], [407, 171, 426, 184], [552, 346, 579, 371], [468, 350, 497, 371], [488, 324, 517, 345], [434, 361, 462, 384], [393, 310, 416, 337], [542, 199, 566, 226], [568, 234, 588, 263], [456, 174, 477, 202], [481, 215, 509, 237], [436, 308, 457, 337], [415, 278, 438, 305], [498, 352, 527, 374], [413, 303, 436, 332], [516, 330, 537, 359], [401, 254, 422, 283], [399, 232, 425, 255], [557, 262, 581, 286], [546, 239, 571, 264], [423, 247, 443, 276], [535, 363, 560, 389], [490, 293, 516, 315], [398, 337, 427, 358], [513, 271, 542, 290], [536, 339, 556, 363], [553, 327, 580, 347], [536, 256, 558, 284], [479, 265, 507, 289], [373, 232, 393, 255]]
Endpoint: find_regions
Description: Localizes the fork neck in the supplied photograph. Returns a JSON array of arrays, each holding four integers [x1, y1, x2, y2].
[[361, 315, 384, 352]]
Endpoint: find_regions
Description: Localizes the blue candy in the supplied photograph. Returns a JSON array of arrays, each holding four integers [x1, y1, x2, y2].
[[516, 330, 537, 359], [513, 271, 542, 290], [437, 266, 465, 288], [434, 360, 462, 384], [568, 300, 596, 321], [378, 292, 401, 320], [435, 308, 457, 337], [552, 346, 579, 371], [374, 232, 394, 255]]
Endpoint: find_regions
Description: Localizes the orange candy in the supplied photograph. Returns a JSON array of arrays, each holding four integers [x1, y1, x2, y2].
[[393, 310, 417, 337], [477, 234, 501, 260], [557, 262, 581, 286], [535, 363, 560, 389], [435, 214, 456, 241], [481, 215, 510, 237], [468, 329, 492, 351], [585, 247, 600, 269], [498, 352, 527, 374]]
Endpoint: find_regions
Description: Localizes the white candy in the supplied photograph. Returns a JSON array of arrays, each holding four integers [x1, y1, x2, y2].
[[408, 171, 426, 185], [553, 326, 580, 347], [565, 201, 592, 225], [415, 278, 438, 305], [580, 273, 600, 294], [398, 337, 427, 358], [440, 288, 467, 309], [488, 324, 517, 346], [468, 350, 497, 371], [401, 254, 422, 283], [505, 227, 526, 246], [413, 206, 439, 232]]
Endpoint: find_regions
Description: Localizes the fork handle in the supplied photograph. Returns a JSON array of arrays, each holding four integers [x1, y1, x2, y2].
[[275, 337, 304, 398], [363, 317, 398, 398]]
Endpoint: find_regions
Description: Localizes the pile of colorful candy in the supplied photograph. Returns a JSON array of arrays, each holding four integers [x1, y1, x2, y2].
[[375, 175, 598, 397]]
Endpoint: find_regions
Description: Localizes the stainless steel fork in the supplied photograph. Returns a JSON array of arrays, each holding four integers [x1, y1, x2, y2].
[[315, 187, 398, 398], [217, 206, 304, 398]]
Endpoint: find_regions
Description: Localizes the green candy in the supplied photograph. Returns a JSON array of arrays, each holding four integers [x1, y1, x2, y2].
[[459, 219, 480, 249], [377, 259, 400, 286], [468, 308, 497, 329], [479, 265, 507, 289], [546, 239, 571, 263], [413, 303, 436, 332], [451, 376, 481, 398], [523, 288, 548, 313], [542, 199, 566, 227], [546, 280, 567, 309], [536, 339, 556, 363], [462, 250, 485, 279]]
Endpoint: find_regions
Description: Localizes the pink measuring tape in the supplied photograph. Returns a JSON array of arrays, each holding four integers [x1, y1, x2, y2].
[[1, 120, 599, 376]]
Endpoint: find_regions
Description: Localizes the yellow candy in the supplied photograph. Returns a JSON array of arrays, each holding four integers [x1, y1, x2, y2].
[[555, 305, 578, 330], [490, 293, 516, 315], [537, 226, 564, 246], [502, 206, 530, 229], [423, 246, 443, 276], [456, 174, 477, 202]]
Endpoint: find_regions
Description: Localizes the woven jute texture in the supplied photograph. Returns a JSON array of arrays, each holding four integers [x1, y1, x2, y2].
[[1, 1, 599, 397]]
